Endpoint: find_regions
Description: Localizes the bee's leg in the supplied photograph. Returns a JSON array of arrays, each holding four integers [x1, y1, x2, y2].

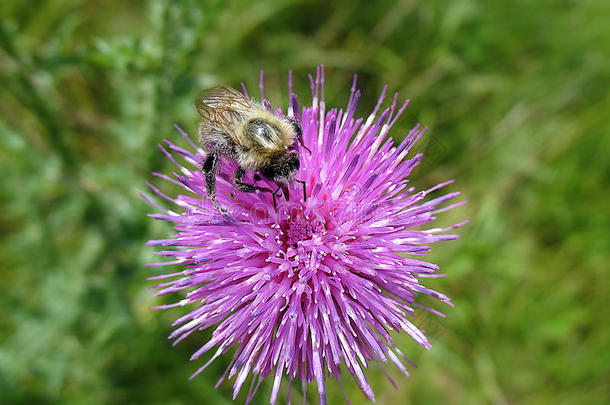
[[295, 179, 307, 201], [233, 167, 272, 194], [202, 150, 222, 211], [288, 117, 311, 154], [271, 185, 283, 211], [281, 184, 290, 201]]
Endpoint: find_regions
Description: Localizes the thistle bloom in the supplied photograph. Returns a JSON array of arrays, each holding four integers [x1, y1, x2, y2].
[[144, 66, 466, 404]]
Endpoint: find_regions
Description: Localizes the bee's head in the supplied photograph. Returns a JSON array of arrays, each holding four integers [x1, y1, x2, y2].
[[260, 151, 300, 185]]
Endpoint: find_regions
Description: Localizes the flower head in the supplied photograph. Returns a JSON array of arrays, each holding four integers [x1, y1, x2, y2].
[[144, 66, 467, 404]]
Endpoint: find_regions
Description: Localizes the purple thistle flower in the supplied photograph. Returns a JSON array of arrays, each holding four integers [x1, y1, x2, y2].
[[143, 66, 467, 404]]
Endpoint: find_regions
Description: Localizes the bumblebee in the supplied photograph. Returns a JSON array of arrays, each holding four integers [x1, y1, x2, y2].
[[195, 86, 307, 211]]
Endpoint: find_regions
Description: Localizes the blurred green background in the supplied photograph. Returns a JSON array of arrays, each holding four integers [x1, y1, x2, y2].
[[1, 0, 609, 404]]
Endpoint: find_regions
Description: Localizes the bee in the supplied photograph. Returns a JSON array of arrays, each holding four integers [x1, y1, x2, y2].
[[195, 85, 308, 211]]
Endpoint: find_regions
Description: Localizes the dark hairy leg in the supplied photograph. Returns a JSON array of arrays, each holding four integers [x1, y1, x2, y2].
[[233, 167, 273, 194], [202, 150, 222, 211]]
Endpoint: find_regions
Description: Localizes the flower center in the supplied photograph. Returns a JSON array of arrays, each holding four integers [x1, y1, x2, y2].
[[285, 215, 326, 247], [274, 213, 329, 280]]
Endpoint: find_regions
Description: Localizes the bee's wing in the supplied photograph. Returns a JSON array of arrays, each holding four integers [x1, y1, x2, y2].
[[195, 86, 255, 147]]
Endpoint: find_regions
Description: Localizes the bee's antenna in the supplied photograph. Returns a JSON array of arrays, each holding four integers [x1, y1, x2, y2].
[[299, 138, 312, 154], [289, 114, 311, 154]]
